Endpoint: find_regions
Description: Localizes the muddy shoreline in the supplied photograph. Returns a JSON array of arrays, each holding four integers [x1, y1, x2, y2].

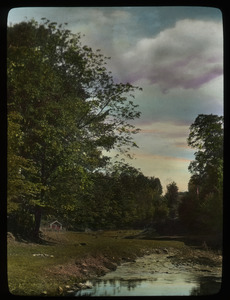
[[8, 231, 222, 296], [63, 246, 222, 296]]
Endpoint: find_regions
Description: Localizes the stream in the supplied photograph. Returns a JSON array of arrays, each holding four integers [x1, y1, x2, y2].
[[75, 251, 222, 296]]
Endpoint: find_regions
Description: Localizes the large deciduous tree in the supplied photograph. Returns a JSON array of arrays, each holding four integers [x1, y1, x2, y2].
[[187, 114, 223, 194], [7, 19, 141, 237], [179, 114, 223, 235]]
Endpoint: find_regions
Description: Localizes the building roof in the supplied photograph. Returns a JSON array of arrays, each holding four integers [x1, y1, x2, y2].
[[50, 220, 62, 226]]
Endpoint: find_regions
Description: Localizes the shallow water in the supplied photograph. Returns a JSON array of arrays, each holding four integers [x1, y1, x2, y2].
[[75, 252, 222, 296]]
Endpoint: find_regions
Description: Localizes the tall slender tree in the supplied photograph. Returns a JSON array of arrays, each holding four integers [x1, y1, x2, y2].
[[187, 114, 223, 196], [165, 182, 179, 219], [179, 114, 223, 235]]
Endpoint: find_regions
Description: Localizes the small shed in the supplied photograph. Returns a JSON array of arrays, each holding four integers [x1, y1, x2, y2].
[[50, 220, 62, 231]]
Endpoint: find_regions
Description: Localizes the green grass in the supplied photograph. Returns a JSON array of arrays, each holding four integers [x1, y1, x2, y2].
[[7, 230, 185, 296]]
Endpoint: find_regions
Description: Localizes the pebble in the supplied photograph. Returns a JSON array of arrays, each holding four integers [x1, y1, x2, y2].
[[66, 290, 75, 294], [85, 283, 93, 289], [32, 253, 54, 257], [41, 291, 47, 296], [77, 282, 93, 289]]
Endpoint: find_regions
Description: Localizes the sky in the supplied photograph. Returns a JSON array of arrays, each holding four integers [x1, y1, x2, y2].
[[8, 6, 223, 192]]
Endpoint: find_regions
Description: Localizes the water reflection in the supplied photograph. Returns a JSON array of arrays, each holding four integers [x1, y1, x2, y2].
[[75, 275, 221, 296], [190, 276, 222, 296], [74, 251, 222, 297]]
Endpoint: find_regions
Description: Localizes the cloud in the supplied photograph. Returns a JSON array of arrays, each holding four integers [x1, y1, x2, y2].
[[68, 8, 133, 57], [127, 150, 192, 192], [135, 152, 191, 163], [8, 7, 222, 193], [106, 146, 192, 192], [119, 19, 223, 92], [174, 142, 190, 149], [134, 121, 194, 162], [139, 121, 190, 139], [9, 8, 223, 94], [131, 75, 223, 128]]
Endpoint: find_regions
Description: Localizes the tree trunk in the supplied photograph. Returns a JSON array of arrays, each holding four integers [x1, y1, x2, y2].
[[33, 150, 45, 239], [33, 206, 42, 238]]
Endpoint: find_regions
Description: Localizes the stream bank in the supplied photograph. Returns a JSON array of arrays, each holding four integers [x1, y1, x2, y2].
[[7, 230, 222, 296], [73, 247, 222, 296]]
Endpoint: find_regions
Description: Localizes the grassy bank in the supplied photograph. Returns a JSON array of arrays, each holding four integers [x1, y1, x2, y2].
[[7, 230, 185, 296]]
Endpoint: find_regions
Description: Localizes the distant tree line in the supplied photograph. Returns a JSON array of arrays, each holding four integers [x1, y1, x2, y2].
[[54, 163, 169, 230]]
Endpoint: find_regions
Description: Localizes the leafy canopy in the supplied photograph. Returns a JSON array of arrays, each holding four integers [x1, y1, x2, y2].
[[7, 19, 142, 233], [178, 114, 223, 235], [187, 114, 223, 191]]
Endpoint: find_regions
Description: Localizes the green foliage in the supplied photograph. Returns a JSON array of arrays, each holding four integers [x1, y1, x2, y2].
[[7, 19, 142, 236], [54, 161, 165, 230], [165, 181, 179, 218], [179, 114, 223, 235], [187, 114, 223, 191], [7, 111, 42, 215]]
